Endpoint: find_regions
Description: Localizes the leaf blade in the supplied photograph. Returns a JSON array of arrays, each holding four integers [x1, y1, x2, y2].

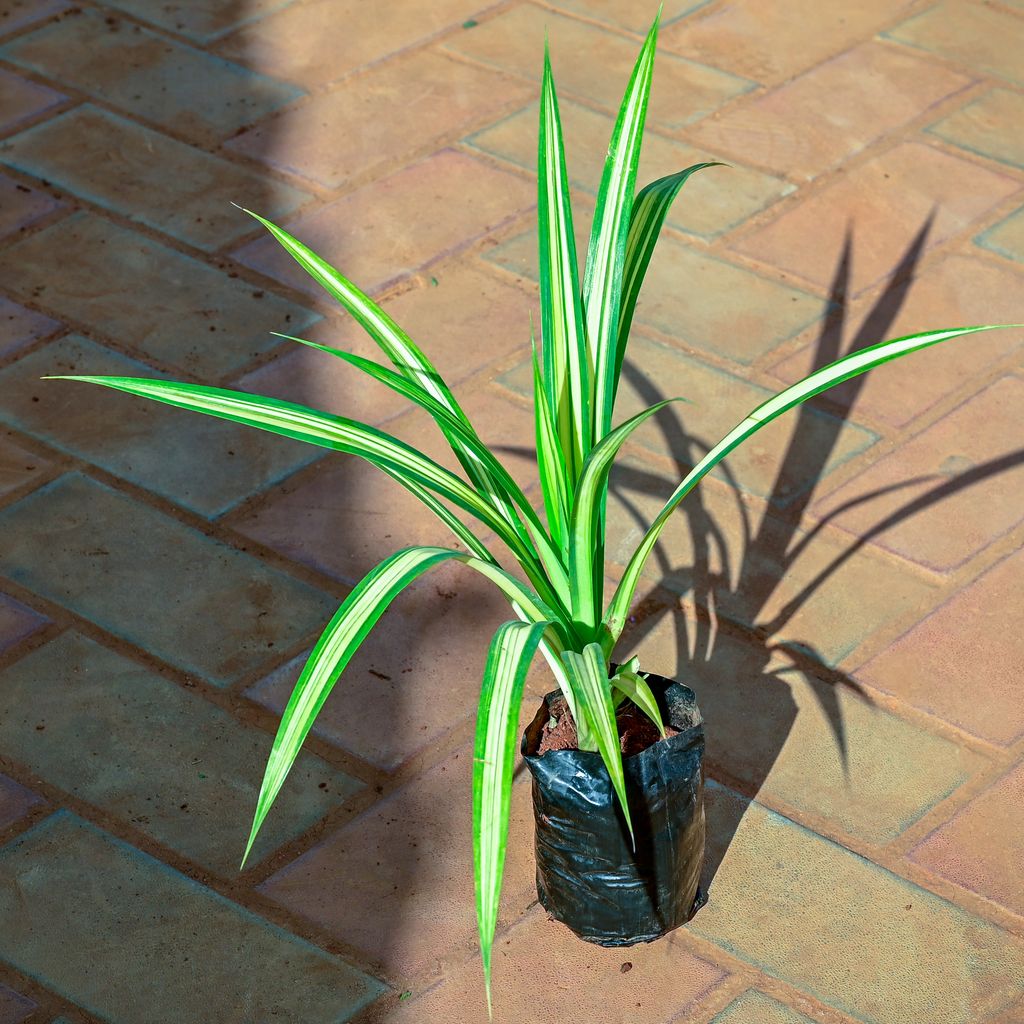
[[604, 324, 1023, 639], [234, 545, 569, 868], [247, 210, 539, 561], [48, 374, 569, 615], [538, 46, 590, 481], [561, 643, 632, 841], [568, 398, 680, 631], [474, 619, 549, 1012], [615, 163, 723, 388], [610, 666, 665, 738], [585, 14, 660, 445]]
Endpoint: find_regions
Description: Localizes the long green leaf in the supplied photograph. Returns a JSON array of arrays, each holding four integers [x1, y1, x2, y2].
[[239, 545, 568, 867], [615, 163, 722, 390], [274, 331, 571, 599], [245, 210, 534, 557], [538, 44, 590, 482], [530, 329, 570, 554], [474, 619, 548, 1013], [46, 374, 566, 614], [585, 13, 659, 445], [604, 324, 1023, 639], [610, 666, 665, 738], [568, 398, 680, 632], [561, 644, 632, 841]]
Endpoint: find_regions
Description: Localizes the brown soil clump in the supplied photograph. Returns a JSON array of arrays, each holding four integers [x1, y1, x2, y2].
[[535, 696, 679, 757]]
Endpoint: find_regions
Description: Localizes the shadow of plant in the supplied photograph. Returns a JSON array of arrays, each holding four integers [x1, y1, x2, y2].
[[601, 215, 1024, 897]]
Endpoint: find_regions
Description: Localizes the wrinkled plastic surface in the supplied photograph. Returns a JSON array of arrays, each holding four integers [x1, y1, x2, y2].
[[521, 671, 706, 946]]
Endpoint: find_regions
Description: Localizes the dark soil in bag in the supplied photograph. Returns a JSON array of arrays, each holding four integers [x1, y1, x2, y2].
[[521, 671, 706, 946]]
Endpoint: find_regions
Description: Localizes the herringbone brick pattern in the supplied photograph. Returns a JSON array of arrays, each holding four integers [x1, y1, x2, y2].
[[0, 1, 1021, 1021]]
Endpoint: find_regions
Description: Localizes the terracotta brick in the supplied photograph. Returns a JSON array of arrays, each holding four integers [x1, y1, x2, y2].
[[0, 632, 362, 873], [0, 473, 336, 687], [0, 105, 310, 252], [711, 990, 815, 1024], [693, 785, 1024, 1024], [0, 212, 319, 377], [102, 0, 290, 44], [929, 88, 1024, 170], [605, 447, 938, 669], [468, 98, 791, 238], [331, 262, 533, 385], [812, 376, 1024, 573], [0, 66, 63, 133], [0, 428, 52, 500], [0, 9, 301, 144], [500, 335, 874, 505], [380, 907, 726, 1023], [857, 549, 1024, 746], [0, 334, 319, 518], [0, 813, 385, 1022], [733, 142, 1022, 296], [632, 235, 829, 363], [259, 746, 538, 982], [769, 253, 1024, 430], [627, 622, 981, 843], [663, 0, 915, 84], [0, 295, 60, 358], [227, 452, 455, 584], [688, 42, 970, 181], [885, 2, 1024, 85], [0, 591, 46, 654], [443, 3, 753, 132], [909, 763, 1024, 916], [229, 49, 531, 189], [977, 206, 1024, 264], [234, 150, 534, 297], [216, 0, 495, 87], [245, 561, 514, 770], [0, 172, 59, 239]]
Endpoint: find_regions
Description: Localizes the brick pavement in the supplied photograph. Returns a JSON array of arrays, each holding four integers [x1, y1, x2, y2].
[[0, 1, 1021, 1021]]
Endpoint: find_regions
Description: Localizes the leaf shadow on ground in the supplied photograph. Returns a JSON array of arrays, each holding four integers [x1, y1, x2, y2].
[[605, 214, 1024, 899]]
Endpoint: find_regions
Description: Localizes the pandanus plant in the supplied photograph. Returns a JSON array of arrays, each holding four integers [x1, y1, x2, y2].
[[47, 11, 1018, 1010]]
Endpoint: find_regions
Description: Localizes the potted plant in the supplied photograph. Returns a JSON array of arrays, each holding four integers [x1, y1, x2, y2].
[[47, 12, 1018, 1012]]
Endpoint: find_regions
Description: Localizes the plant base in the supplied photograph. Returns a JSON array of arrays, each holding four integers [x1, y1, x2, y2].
[[521, 672, 706, 946]]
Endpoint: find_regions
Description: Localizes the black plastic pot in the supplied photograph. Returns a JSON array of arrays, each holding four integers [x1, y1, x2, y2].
[[521, 671, 706, 946]]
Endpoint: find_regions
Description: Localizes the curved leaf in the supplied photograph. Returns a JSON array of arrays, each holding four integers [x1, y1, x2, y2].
[[274, 332, 570, 597], [568, 398, 681, 630], [239, 545, 568, 868], [246, 210, 536, 558], [615, 162, 723, 388], [474, 619, 548, 1012], [46, 374, 567, 614], [604, 324, 1023, 639], [538, 45, 590, 481], [561, 644, 632, 841], [610, 666, 665, 738], [586, 13, 659, 445]]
